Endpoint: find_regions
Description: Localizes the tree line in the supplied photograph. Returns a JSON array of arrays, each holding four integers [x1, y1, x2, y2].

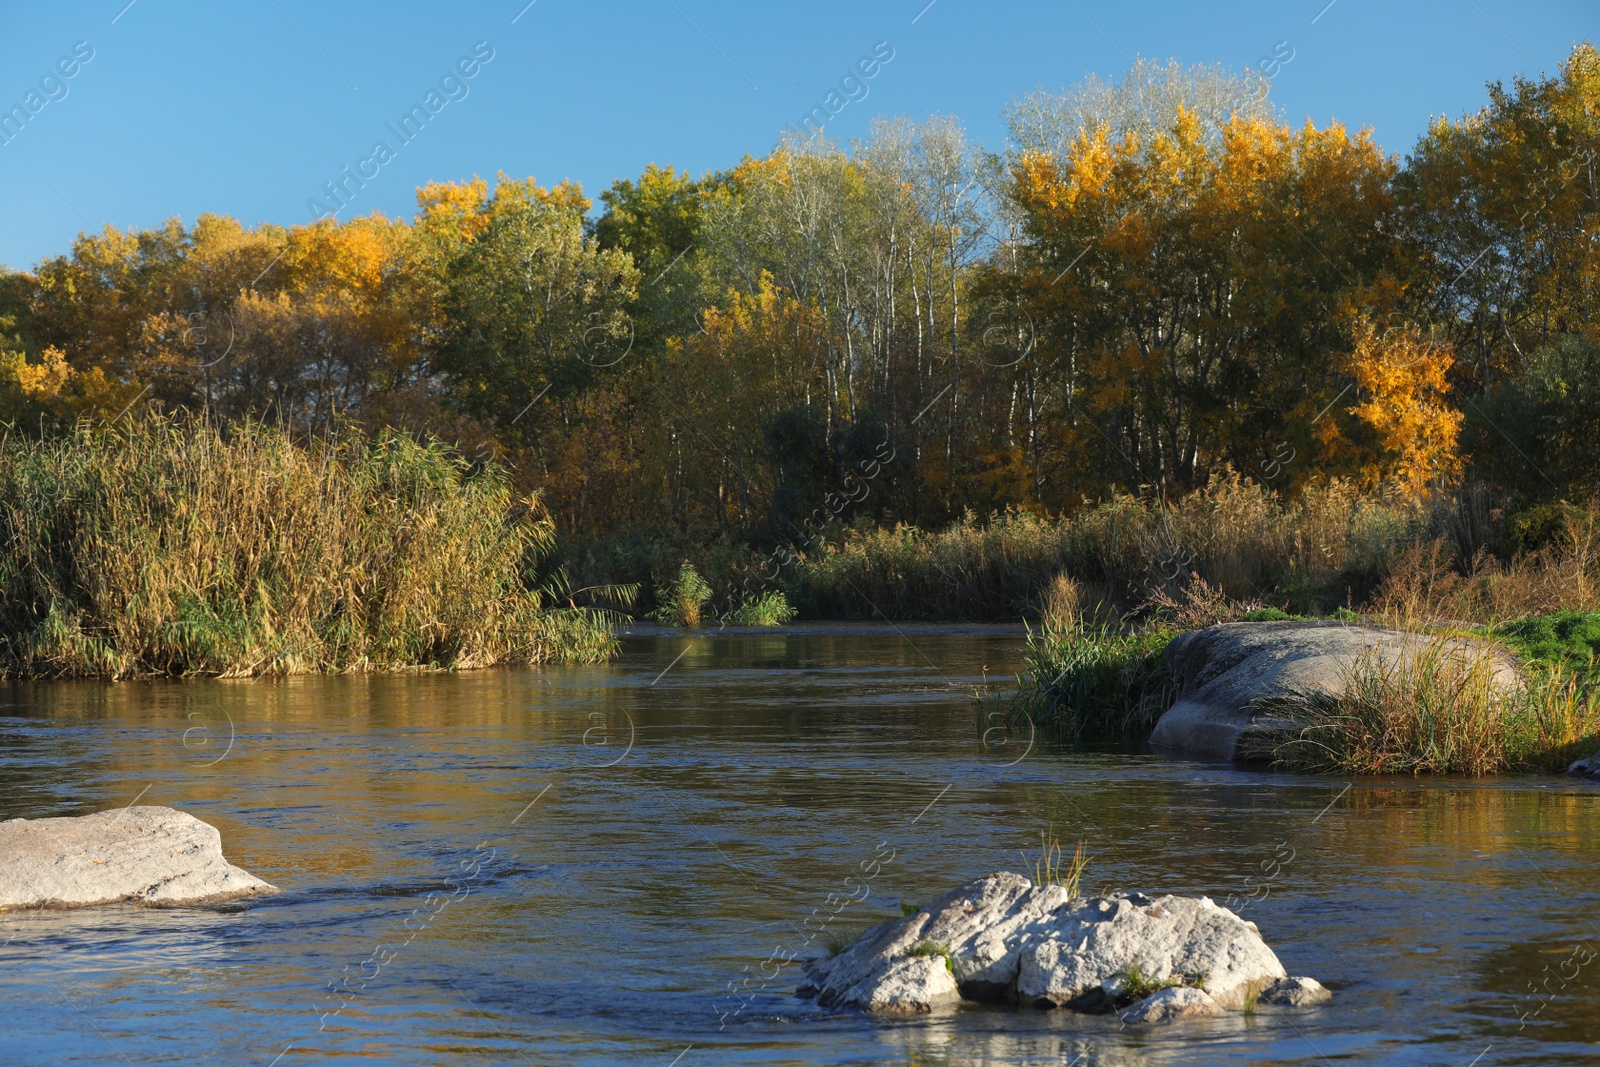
[[1, 46, 1596, 548]]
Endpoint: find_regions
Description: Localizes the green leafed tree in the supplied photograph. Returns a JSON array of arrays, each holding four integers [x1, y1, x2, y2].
[[434, 177, 641, 447]]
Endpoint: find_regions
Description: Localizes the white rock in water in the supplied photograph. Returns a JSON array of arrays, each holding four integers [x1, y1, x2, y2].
[[1017, 892, 1285, 1009], [799, 872, 1323, 1022], [1261, 975, 1333, 1007], [1121, 985, 1224, 1023], [0, 806, 279, 909]]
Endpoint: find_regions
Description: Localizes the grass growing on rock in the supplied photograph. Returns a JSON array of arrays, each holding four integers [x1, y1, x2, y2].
[[1120, 962, 1204, 1001], [824, 931, 858, 958], [1027, 829, 1089, 897], [906, 941, 956, 974], [1246, 632, 1600, 775], [0, 417, 619, 678]]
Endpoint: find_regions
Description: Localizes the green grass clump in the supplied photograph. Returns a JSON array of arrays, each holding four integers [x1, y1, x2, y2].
[[1026, 828, 1089, 897], [905, 941, 955, 973], [1239, 607, 1301, 622], [1121, 962, 1204, 1001], [1012, 620, 1177, 737], [648, 562, 713, 627], [1497, 611, 1600, 672], [824, 931, 858, 958], [726, 590, 798, 626], [0, 417, 618, 678]]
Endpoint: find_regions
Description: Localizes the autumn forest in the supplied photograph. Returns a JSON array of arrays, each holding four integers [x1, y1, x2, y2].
[[2, 47, 1597, 602]]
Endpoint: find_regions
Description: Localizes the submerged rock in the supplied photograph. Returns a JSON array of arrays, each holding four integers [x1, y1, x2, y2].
[[797, 872, 1326, 1023], [1121, 985, 1224, 1023], [1151, 621, 1519, 761], [1261, 975, 1333, 1007], [0, 806, 278, 909]]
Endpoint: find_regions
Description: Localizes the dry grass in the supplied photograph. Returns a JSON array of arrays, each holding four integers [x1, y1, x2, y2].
[[790, 473, 1426, 620], [0, 417, 618, 678], [1249, 633, 1600, 775], [1038, 572, 1081, 634], [1372, 506, 1600, 625]]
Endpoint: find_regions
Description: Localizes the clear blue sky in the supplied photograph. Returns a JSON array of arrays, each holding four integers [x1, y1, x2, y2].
[[0, 0, 1590, 270]]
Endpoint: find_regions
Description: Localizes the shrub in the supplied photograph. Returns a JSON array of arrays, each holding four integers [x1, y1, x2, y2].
[[0, 417, 617, 677], [1466, 336, 1600, 498], [1372, 512, 1600, 625]]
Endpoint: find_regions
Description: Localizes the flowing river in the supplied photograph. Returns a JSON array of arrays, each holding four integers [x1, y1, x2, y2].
[[2, 625, 1599, 1065]]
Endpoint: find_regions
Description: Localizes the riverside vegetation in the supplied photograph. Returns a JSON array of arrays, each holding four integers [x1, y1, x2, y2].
[[0, 46, 1597, 700], [0, 418, 620, 677], [1001, 483, 1600, 775]]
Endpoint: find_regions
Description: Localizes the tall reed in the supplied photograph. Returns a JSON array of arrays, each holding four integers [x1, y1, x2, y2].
[[789, 474, 1427, 620], [0, 417, 616, 677]]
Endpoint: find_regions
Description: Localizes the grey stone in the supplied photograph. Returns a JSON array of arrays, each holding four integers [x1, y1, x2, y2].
[[1121, 985, 1225, 1023], [0, 806, 278, 909], [1261, 975, 1333, 1006], [1016, 893, 1284, 1009], [798, 872, 1319, 1022], [1152, 621, 1520, 761], [1568, 753, 1600, 779]]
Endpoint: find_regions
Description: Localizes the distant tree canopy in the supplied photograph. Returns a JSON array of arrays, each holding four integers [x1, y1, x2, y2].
[[2, 44, 1597, 541]]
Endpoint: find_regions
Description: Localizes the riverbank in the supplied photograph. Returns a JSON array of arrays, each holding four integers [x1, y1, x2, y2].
[[0, 418, 618, 678], [1012, 609, 1600, 776], [571, 476, 1600, 627]]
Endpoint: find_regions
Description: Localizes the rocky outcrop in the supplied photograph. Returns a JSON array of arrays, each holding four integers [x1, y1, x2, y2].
[[797, 872, 1326, 1023], [0, 806, 278, 909], [1569, 753, 1600, 778], [1151, 621, 1519, 761]]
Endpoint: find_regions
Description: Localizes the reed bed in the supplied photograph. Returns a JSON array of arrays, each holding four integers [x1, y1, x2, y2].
[[790, 475, 1425, 620], [0, 418, 616, 678]]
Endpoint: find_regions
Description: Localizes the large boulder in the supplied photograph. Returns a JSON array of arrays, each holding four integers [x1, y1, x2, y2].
[[1150, 621, 1519, 761], [797, 872, 1327, 1022], [0, 806, 278, 909]]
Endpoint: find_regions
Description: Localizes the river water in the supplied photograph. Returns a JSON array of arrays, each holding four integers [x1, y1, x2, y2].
[[2, 625, 1599, 1066]]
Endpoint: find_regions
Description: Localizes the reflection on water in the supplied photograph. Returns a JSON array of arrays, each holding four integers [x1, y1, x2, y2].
[[2, 625, 1600, 1065]]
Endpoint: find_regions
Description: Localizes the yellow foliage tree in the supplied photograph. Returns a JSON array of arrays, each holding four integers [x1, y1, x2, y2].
[[0, 344, 129, 428], [1347, 318, 1463, 494], [1010, 108, 1400, 498]]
